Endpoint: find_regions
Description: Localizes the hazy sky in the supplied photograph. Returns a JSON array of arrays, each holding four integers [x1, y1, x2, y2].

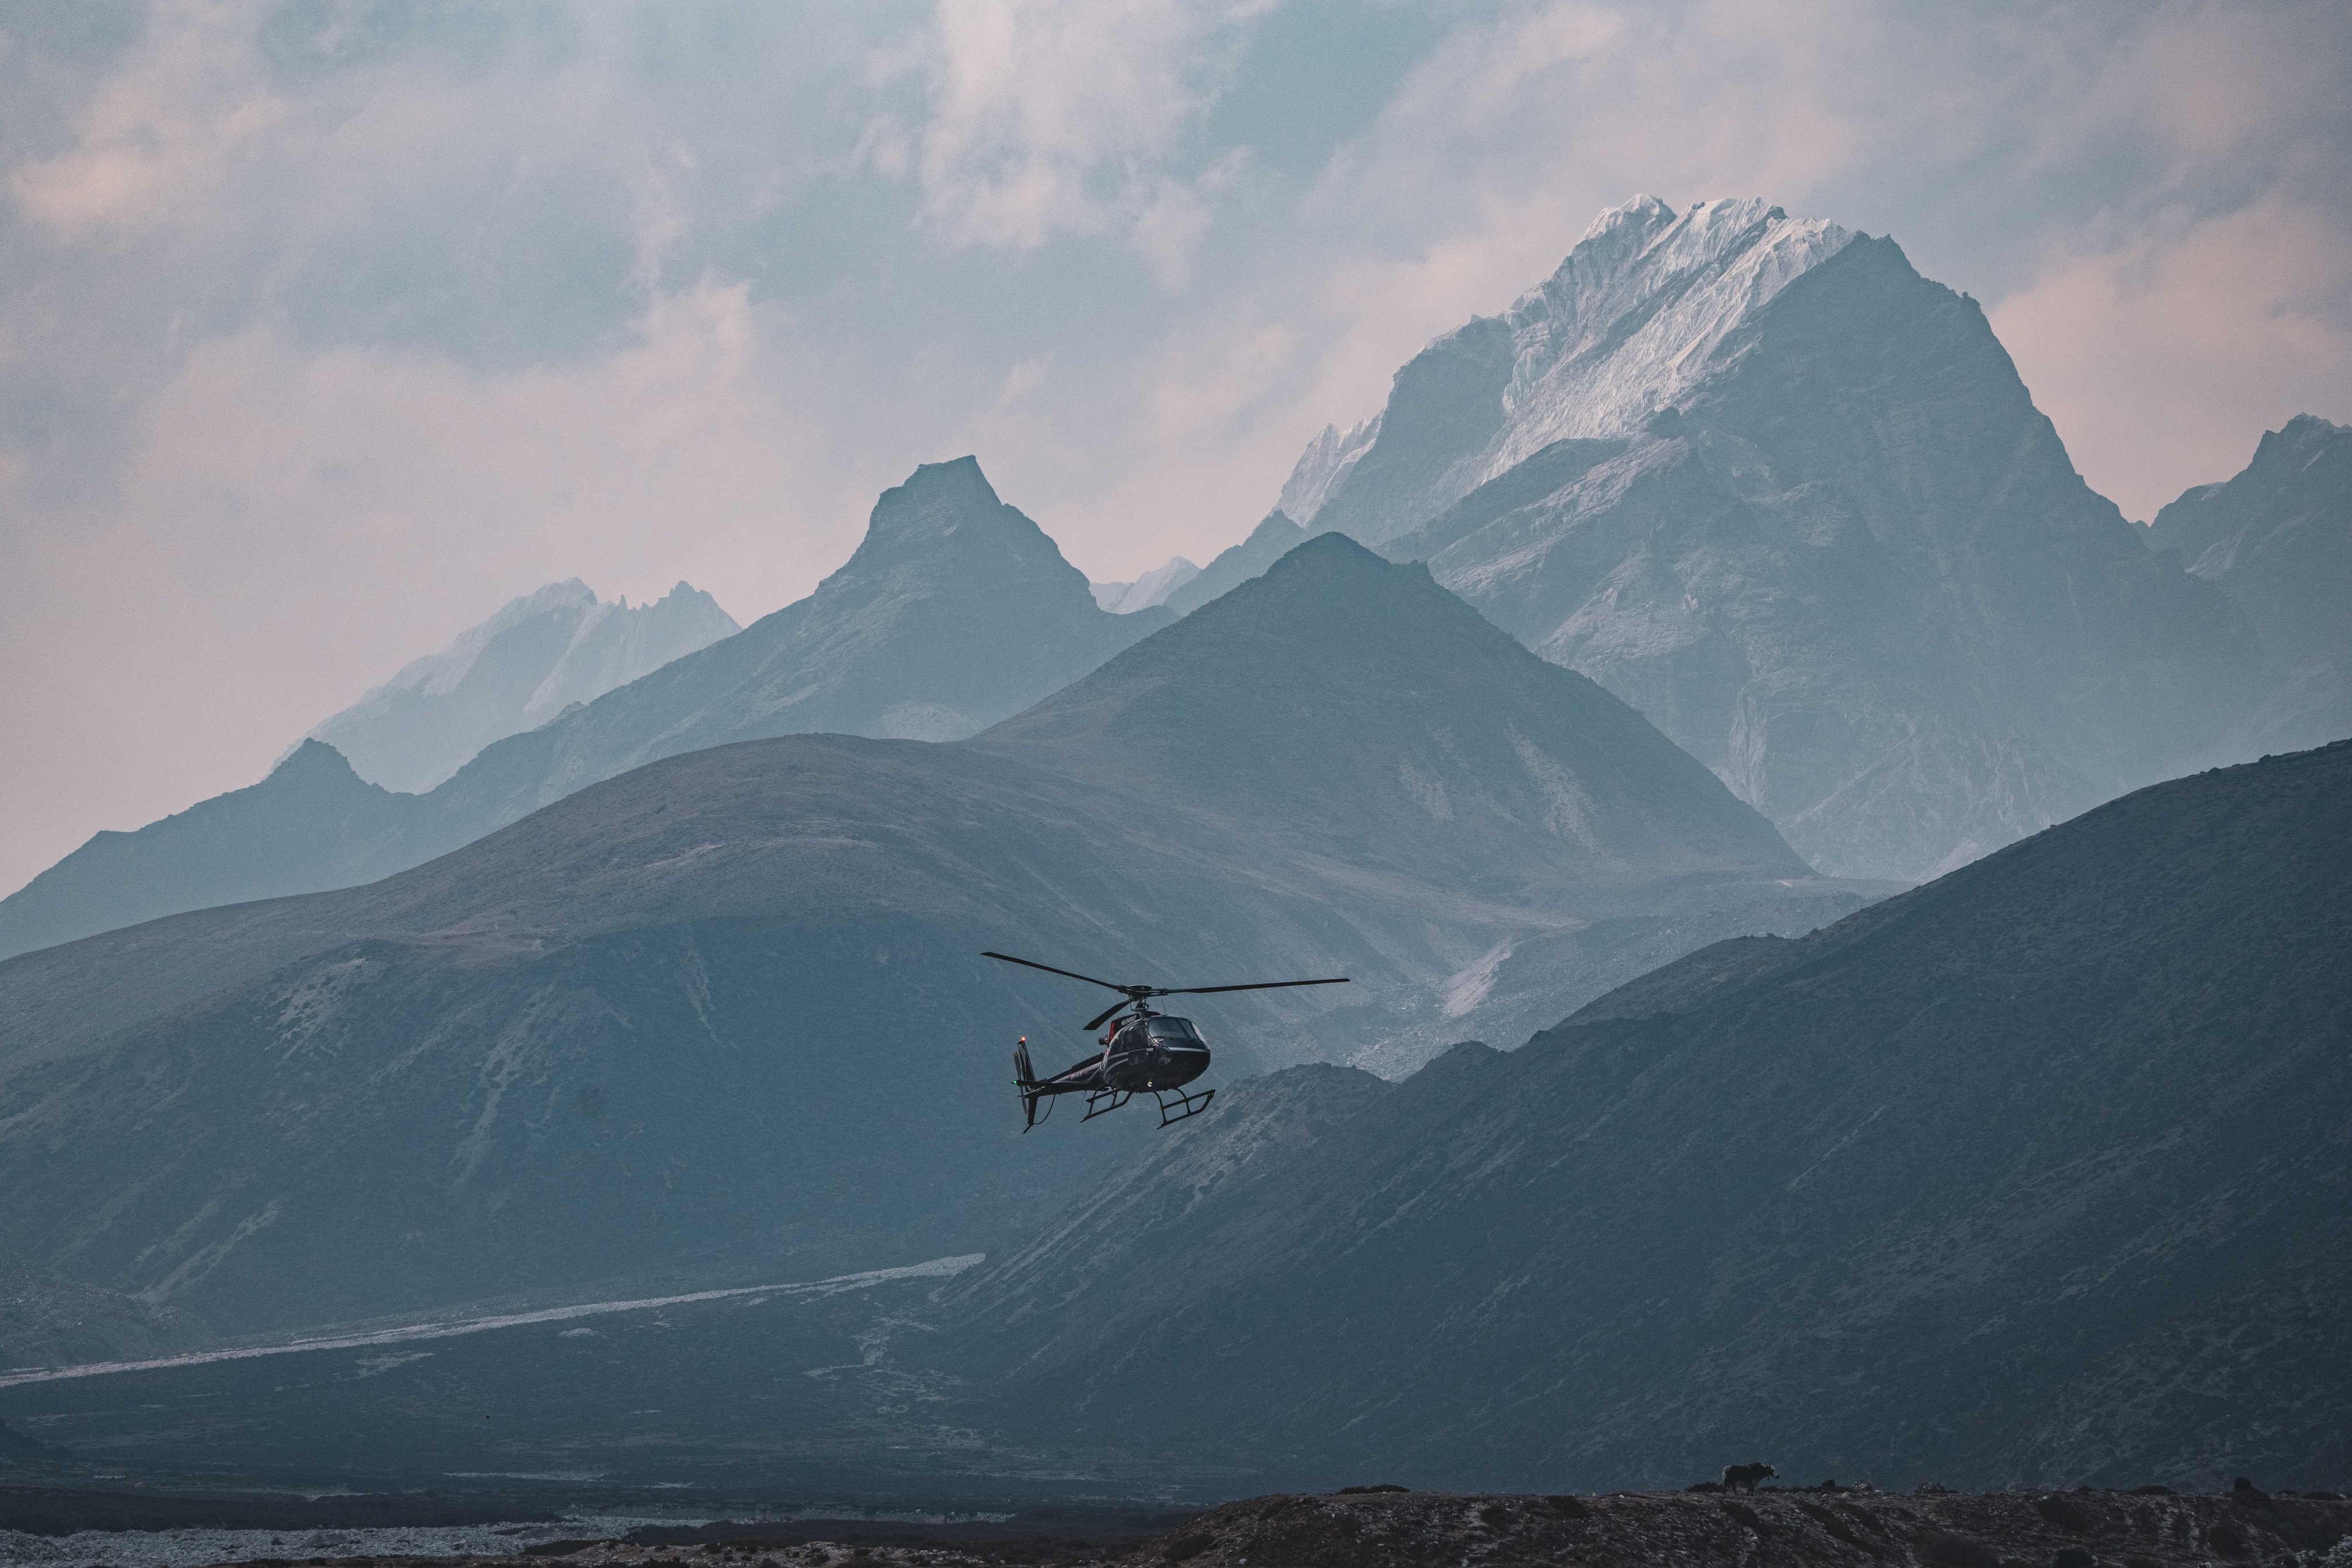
[[4, 0, 2350, 897]]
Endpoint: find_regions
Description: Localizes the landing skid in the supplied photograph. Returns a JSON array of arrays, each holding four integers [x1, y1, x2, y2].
[[1152, 1085, 1215, 1126], [1083, 1085, 1215, 1126]]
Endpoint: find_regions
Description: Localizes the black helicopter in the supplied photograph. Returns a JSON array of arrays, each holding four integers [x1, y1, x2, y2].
[[984, 951, 1349, 1129]]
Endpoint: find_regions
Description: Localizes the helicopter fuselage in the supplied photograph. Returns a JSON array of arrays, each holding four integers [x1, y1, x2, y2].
[[1098, 1014, 1211, 1093]]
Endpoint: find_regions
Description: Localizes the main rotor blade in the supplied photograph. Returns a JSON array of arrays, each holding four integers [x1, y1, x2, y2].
[[1166, 978, 1351, 995], [1082, 1000, 1133, 1033], [981, 951, 1130, 994]]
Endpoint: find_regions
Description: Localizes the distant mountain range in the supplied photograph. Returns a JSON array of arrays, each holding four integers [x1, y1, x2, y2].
[[1090, 508, 1311, 619], [0, 459, 1170, 960], [1278, 196, 2273, 882], [2146, 413, 2351, 759], [308, 580, 740, 794], [1091, 555, 1199, 613], [16, 200, 2331, 961], [0, 534, 1850, 1339]]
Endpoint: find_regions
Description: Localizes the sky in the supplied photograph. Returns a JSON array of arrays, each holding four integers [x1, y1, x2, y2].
[[3, 0, 2350, 898]]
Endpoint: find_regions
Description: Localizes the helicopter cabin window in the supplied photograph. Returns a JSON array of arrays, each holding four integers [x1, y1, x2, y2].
[[1145, 1018, 1204, 1042]]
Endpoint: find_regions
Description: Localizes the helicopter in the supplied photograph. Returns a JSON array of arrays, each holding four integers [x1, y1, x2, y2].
[[983, 951, 1349, 1130]]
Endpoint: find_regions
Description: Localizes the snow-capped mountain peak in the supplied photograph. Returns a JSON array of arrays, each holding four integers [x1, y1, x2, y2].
[[1279, 415, 1381, 523], [306, 579, 739, 793], [1492, 196, 1854, 468], [1299, 196, 1855, 548]]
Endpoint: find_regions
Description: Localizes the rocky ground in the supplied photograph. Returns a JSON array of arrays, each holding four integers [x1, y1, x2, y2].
[[33, 1485, 2336, 1568], [1104, 1485, 2352, 1568]]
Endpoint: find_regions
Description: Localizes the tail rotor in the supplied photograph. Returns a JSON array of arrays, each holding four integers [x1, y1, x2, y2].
[[1014, 1036, 1043, 1131]]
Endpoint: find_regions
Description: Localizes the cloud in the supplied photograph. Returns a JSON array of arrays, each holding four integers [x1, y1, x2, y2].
[[0, 275, 874, 899], [901, 0, 1268, 268], [2, 0, 2350, 899], [1992, 193, 2352, 520], [9, 1, 287, 237]]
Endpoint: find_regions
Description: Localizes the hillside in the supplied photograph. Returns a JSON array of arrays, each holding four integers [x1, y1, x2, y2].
[[0, 741, 410, 964], [1284, 196, 2265, 880], [930, 740, 2352, 1490], [0, 536, 1841, 1341]]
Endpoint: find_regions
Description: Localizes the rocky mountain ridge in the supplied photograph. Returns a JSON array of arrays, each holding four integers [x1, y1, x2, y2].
[[1282, 195, 2268, 880], [0, 459, 1168, 961], [2146, 412, 2351, 758], [308, 580, 740, 794]]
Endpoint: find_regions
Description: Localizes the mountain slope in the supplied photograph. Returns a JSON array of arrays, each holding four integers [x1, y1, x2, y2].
[[0, 459, 1168, 961], [1278, 417, 1378, 524], [1159, 509, 1310, 617], [309, 580, 740, 794], [0, 537, 1844, 1341], [2147, 414, 2352, 755], [0, 742, 409, 963], [931, 739, 2352, 1492], [978, 534, 1803, 891], [1295, 196, 2266, 879]]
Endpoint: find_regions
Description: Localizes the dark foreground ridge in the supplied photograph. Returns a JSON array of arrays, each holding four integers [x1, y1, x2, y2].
[[1107, 1488, 2352, 1568], [51, 1488, 2342, 1568]]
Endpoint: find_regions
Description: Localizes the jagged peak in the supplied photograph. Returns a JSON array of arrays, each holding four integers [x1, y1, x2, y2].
[[846, 457, 1014, 553], [647, 580, 735, 622], [2279, 412, 2350, 437], [1283, 198, 1863, 540], [826, 455, 1094, 601], [1480, 195, 1855, 469], [2259, 413, 2352, 468], [874, 455, 1001, 517], [1246, 508, 1302, 544], [1575, 192, 1675, 244], [517, 578, 598, 608], [1511, 195, 1850, 344], [269, 737, 364, 783], [1278, 413, 1382, 523]]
